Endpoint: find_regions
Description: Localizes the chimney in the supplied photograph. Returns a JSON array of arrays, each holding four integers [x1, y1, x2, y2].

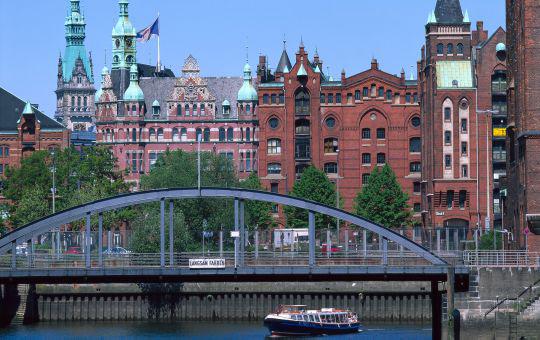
[[371, 58, 379, 70], [341, 69, 346, 83]]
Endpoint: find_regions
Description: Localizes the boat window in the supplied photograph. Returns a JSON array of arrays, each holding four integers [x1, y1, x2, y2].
[[315, 315, 321, 323], [309, 314, 315, 322], [303, 315, 309, 322]]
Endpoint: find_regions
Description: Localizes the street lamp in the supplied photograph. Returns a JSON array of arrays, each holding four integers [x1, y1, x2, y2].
[[335, 148, 341, 243], [494, 229, 514, 253], [50, 150, 59, 257]]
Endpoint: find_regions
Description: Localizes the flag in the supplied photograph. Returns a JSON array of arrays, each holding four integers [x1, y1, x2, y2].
[[136, 17, 159, 43]]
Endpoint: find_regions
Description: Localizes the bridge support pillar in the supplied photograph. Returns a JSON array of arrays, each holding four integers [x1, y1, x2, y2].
[[98, 213, 103, 267], [219, 228, 223, 258], [382, 237, 388, 266], [254, 228, 259, 260], [160, 198, 165, 267], [169, 201, 174, 266], [362, 230, 367, 257], [308, 211, 315, 267], [234, 198, 239, 268], [11, 241, 16, 269], [326, 229, 331, 258], [431, 280, 442, 340], [239, 199, 245, 267], [85, 212, 91, 268], [344, 229, 349, 258]]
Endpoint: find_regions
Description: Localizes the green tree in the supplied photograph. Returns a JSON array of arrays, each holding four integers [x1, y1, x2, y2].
[[240, 173, 275, 229], [3, 146, 130, 228], [284, 166, 337, 229], [10, 187, 50, 227], [354, 164, 411, 228], [478, 231, 502, 250]]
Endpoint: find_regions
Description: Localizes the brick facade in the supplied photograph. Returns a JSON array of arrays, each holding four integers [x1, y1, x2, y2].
[[504, 0, 540, 250]]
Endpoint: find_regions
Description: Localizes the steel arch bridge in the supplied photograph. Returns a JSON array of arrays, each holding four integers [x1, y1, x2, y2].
[[0, 188, 467, 288]]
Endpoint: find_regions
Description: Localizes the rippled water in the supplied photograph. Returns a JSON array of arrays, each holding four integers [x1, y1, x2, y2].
[[0, 321, 432, 339]]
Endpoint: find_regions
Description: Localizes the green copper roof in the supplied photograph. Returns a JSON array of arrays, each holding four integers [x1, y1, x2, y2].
[[427, 10, 437, 24], [22, 101, 34, 115], [222, 99, 230, 106], [123, 64, 144, 101], [112, 0, 136, 36], [496, 43, 506, 52], [297, 63, 307, 77], [314, 65, 321, 73], [62, 0, 93, 82], [436, 61, 474, 89], [463, 10, 470, 23], [152, 99, 160, 107], [237, 63, 258, 101], [101, 66, 109, 75]]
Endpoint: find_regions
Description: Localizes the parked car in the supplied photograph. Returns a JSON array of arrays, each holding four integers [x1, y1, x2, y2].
[[320, 244, 342, 254], [65, 246, 82, 255], [102, 246, 131, 255]]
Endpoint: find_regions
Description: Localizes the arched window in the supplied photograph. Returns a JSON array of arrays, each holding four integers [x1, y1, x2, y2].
[[362, 87, 369, 97], [172, 128, 180, 142], [444, 131, 452, 145], [386, 90, 392, 101], [227, 128, 233, 141], [219, 128, 226, 142], [447, 43, 454, 54], [437, 44, 444, 54], [295, 119, 310, 135], [193, 104, 198, 115], [201, 103, 205, 114], [354, 90, 361, 101], [195, 128, 202, 142], [267, 139, 281, 154], [149, 128, 156, 142], [324, 138, 338, 154], [203, 128, 210, 142], [246, 104, 251, 113], [132, 129, 137, 142], [71, 97, 75, 107], [157, 128, 164, 142], [324, 162, 338, 174], [153, 104, 160, 116], [457, 43, 464, 55], [131, 105, 137, 114], [126, 55, 134, 63], [267, 163, 282, 174], [378, 87, 384, 98], [246, 127, 251, 142], [177, 105, 182, 116], [180, 128, 187, 141], [409, 137, 421, 153], [185, 104, 190, 115], [113, 55, 119, 64], [77, 96, 81, 107], [294, 89, 310, 116], [83, 97, 87, 108]]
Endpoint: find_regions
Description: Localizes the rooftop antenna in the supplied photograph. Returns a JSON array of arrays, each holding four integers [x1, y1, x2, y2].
[[104, 49, 107, 66], [283, 33, 287, 50], [245, 36, 249, 63]]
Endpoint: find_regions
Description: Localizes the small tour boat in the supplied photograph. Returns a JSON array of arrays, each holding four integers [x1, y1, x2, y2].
[[264, 305, 361, 336]]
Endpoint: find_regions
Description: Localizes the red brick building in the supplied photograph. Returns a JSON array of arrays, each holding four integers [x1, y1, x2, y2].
[[0, 87, 70, 187], [419, 0, 507, 244], [256, 43, 422, 222], [504, 0, 540, 251]]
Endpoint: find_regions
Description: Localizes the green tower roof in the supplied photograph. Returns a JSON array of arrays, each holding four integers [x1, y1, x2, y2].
[[123, 64, 144, 101], [237, 62, 258, 102], [62, 0, 93, 83], [22, 101, 34, 115]]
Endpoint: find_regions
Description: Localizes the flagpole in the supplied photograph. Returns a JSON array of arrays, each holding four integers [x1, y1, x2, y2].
[[157, 12, 161, 72]]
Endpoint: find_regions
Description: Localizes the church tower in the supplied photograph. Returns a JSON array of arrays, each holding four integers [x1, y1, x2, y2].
[[55, 0, 96, 131]]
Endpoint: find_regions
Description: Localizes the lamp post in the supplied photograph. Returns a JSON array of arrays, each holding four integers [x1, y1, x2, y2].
[[197, 132, 202, 193], [336, 148, 340, 244], [50, 150, 60, 257]]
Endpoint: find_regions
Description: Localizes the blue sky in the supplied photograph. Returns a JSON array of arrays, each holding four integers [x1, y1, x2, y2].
[[0, 0, 505, 117]]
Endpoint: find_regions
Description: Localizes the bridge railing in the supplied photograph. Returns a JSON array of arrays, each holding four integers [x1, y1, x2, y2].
[[0, 250, 443, 270], [463, 251, 540, 268]]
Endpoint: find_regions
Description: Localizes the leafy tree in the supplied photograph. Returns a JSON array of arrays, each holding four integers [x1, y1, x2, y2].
[[284, 166, 337, 229], [240, 173, 275, 229], [10, 187, 50, 227], [3, 147, 130, 229], [354, 164, 411, 228], [478, 231, 502, 250]]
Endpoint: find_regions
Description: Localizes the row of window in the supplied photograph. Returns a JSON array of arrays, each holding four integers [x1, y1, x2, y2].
[[319, 89, 419, 105], [434, 190, 470, 209], [361, 128, 386, 139], [361, 153, 387, 165], [436, 43, 465, 55], [0, 146, 9, 158], [70, 96, 88, 109], [444, 155, 469, 177], [101, 127, 254, 143], [262, 93, 285, 105], [239, 151, 257, 172]]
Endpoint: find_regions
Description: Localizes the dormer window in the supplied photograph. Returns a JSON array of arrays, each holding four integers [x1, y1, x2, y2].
[[222, 100, 231, 115], [152, 100, 160, 116]]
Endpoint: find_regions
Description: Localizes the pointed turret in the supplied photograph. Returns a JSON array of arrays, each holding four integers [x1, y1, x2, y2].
[[22, 102, 34, 115], [434, 0, 464, 24], [237, 61, 258, 102], [463, 10, 470, 23], [95, 66, 109, 103], [62, 0, 93, 82], [123, 64, 144, 101], [276, 40, 292, 74]]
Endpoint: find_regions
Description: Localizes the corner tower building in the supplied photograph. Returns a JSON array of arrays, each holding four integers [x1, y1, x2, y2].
[[55, 0, 96, 131]]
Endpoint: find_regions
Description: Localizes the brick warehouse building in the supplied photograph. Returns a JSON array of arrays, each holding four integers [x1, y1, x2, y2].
[[419, 0, 508, 241], [504, 0, 540, 251], [95, 0, 258, 185], [0, 87, 70, 189], [256, 45, 422, 220]]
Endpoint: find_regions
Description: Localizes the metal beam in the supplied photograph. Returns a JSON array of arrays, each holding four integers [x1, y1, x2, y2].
[[382, 237, 388, 266], [11, 241, 16, 269], [308, 211, 315, 267], [239, 199, 245, 267], [98, 213, 103, 267], [0, 188, 447, 265], [85, 212, 91, 268], [234, 198, 239, 268], [160, 198, 165, 267], [169, 200, 174, 266]]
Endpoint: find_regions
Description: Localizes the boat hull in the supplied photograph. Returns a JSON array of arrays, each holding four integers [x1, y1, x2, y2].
[[264, 317, 361, 336]]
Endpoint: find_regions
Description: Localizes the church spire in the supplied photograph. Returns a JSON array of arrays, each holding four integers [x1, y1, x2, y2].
[[112, 0, 137, 69], [434, 0, 464, 24]]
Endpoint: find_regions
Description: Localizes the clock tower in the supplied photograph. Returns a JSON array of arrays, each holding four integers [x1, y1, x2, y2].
[[112, 0, 137, 70]]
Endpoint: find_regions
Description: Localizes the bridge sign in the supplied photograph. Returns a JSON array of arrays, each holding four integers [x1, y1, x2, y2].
[[189, 258, 226, 269]]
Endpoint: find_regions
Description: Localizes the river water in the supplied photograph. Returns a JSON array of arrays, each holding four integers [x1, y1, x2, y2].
[[1, 321, 432, 339]]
